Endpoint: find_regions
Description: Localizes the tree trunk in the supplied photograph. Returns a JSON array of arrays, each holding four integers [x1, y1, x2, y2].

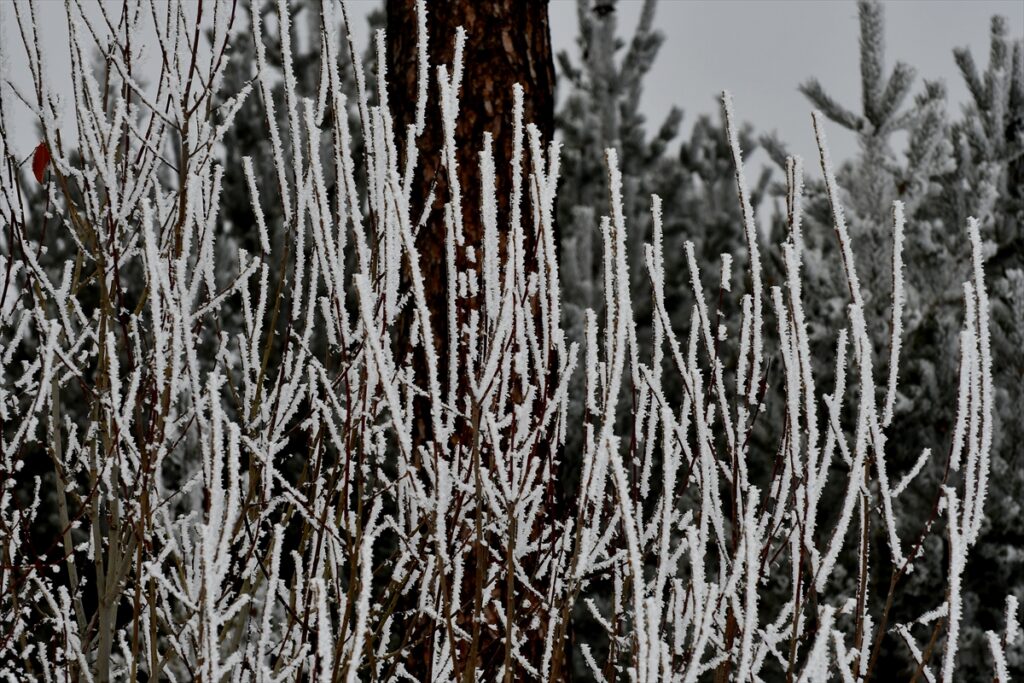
[[387, 1, 555, 444], [386, 0, 558, 678]]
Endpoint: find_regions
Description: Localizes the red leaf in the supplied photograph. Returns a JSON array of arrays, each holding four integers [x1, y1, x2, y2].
[[32, 143, 50, 183]]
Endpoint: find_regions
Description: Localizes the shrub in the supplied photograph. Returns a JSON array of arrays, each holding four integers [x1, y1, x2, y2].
[[0, 1, 1015, 680]]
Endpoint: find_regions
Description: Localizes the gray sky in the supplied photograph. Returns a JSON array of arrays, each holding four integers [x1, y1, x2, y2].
[[556, 0, 1024, 168], [3, 0, 1022, 170]]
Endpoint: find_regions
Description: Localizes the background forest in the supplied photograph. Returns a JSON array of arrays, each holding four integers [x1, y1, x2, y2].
[[558, 2, 1024, 678]]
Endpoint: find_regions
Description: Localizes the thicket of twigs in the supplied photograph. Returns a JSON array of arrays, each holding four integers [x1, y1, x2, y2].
[[0, 1, 1017, 680]]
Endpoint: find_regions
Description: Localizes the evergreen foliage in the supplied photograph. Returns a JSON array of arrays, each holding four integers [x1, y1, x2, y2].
[[793, 3, 1023, 676]]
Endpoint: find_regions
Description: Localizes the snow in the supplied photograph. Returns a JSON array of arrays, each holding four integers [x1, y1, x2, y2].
[[0, 1, 1006, 680]]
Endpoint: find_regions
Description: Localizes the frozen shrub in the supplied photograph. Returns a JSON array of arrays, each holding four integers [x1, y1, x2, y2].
[[0, 1, 1014, 680]]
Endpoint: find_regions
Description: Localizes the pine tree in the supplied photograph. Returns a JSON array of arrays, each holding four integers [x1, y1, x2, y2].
[[555, 1, 776, 674], [795, 3, 1023, 676], [941, 16, 1024, 678], [557, 0, 770, 451]]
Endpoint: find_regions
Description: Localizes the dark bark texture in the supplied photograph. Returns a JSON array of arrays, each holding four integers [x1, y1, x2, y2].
[[385, 1, 558, 678], [387, 0, 555, 443]]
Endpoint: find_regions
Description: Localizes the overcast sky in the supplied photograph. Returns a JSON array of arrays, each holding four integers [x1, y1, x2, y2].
[[540, 0, 1024, 167], [3, 0, 1022, 170]]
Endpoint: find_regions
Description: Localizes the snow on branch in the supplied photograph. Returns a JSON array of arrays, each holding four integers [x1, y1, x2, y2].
[[0, 1, 1004, 680]]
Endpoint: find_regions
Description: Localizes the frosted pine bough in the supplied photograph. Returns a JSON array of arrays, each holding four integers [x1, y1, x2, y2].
[[0, 1, 1017, 681]]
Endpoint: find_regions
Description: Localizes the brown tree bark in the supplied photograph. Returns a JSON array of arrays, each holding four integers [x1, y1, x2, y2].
[[386, 0, 556, 259], [387, 1, 555, 445], [385, 1, 559, 679]]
